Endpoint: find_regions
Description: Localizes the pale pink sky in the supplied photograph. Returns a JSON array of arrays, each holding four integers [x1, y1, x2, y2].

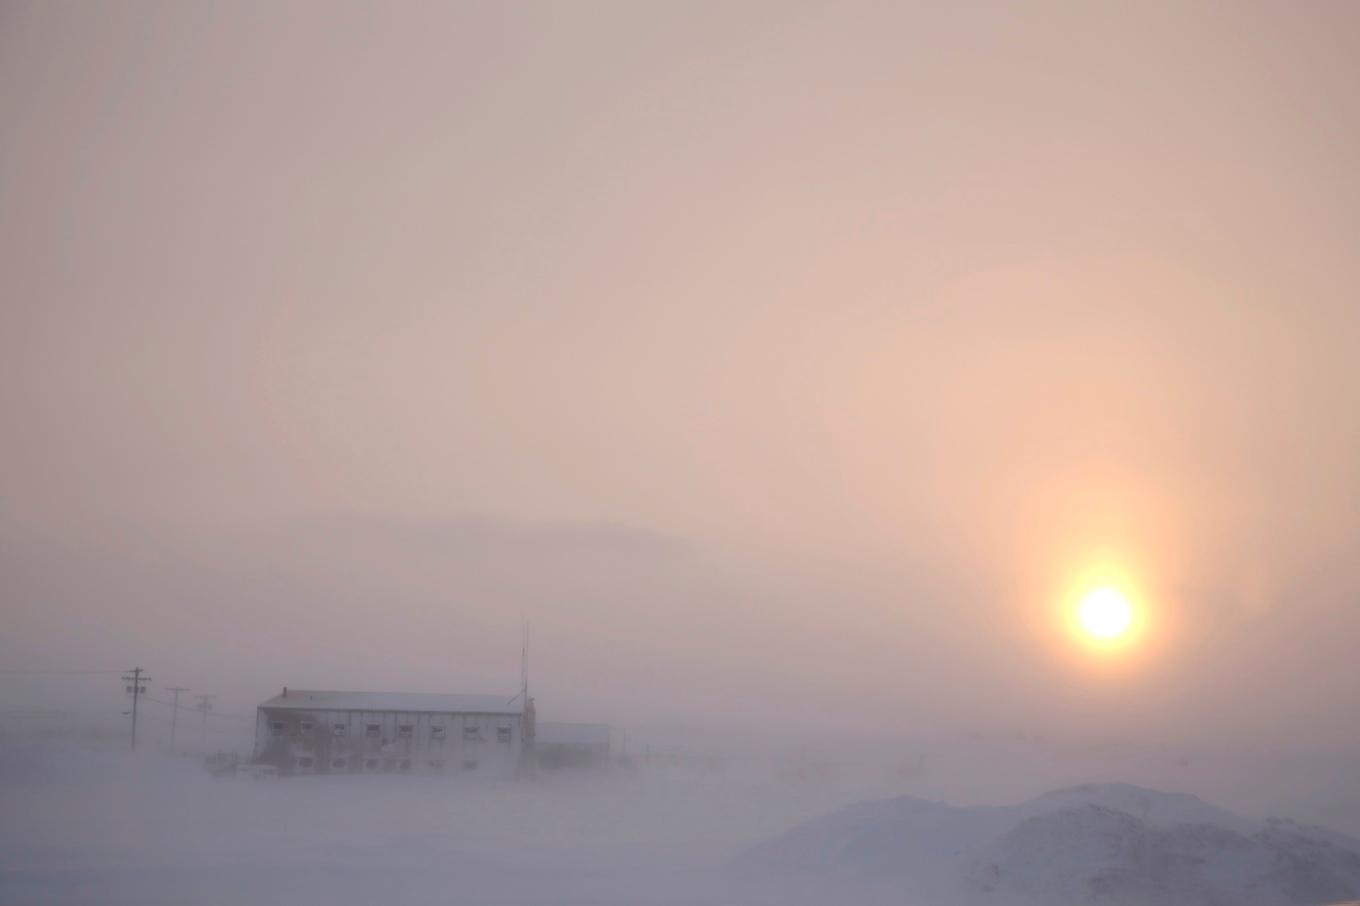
[[2, 1, 1358, 747]]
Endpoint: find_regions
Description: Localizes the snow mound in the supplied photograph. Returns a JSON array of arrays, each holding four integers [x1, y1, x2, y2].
[[736, 784, 1360, 906], [969, 804, 1360, 906], [1017, 782, 1257, 831], [731, 795, 1008, 902]]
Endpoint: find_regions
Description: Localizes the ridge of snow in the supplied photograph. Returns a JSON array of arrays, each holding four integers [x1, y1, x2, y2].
[[736, 784, 1360, 906]]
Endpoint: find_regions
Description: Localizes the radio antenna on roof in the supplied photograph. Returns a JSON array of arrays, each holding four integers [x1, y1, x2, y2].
[[508, 620, 531, 707], [521, 620, 530, 702]]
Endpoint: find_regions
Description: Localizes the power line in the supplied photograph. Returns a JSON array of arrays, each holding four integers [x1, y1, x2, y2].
[[142, 695, 249, 720]]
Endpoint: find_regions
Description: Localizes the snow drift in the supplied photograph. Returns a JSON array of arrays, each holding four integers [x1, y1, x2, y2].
[[734, 783, 1360, 906]]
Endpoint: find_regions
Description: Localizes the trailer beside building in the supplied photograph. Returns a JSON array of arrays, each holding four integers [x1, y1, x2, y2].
[[535, 721, 612, 770], [253, 689, 533, 778]]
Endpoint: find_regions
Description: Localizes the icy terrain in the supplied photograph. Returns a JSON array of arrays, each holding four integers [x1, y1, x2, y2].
[[0, 741, 904, 906], [7, 730, 1360, 906], [737, 782, 1360, 906]]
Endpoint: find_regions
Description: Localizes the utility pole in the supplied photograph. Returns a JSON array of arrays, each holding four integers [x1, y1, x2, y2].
[[165, 686, 190, 754], [121, 668, 151, 751], [195, 694, 216, 753]]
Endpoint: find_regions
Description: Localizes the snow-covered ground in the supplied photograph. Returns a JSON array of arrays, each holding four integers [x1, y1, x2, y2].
[[6, 732, 1360, 906], [737, 782, 1360, 906], [0, 741, 908, 905]]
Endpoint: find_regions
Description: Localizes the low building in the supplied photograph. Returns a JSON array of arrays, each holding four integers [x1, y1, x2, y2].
[[253, 689, 533, 778], [535, 721, 611, 769]]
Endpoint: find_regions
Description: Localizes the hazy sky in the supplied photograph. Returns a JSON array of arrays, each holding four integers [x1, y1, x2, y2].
[[2, 1, 1358, 748]]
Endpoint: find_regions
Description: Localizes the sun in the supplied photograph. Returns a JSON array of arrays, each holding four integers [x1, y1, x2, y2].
[[1078, 586, 1133, 639]]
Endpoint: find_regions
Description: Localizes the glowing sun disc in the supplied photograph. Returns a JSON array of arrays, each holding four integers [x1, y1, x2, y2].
[[1079, 587, 1133, 639]]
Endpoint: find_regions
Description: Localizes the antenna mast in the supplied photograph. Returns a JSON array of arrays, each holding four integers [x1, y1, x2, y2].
[[520, 620, 529, 701]]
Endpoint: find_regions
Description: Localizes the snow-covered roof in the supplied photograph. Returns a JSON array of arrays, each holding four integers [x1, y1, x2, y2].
[[536, 721, 611, 747], [258, 690, 524, 714]]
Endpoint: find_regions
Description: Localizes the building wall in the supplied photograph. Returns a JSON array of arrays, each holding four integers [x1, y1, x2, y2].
[[254, 707, 524, 778]]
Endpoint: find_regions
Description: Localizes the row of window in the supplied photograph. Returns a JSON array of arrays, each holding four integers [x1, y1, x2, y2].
[[294, 756, 478, 772], [270, 720, 512, 743]]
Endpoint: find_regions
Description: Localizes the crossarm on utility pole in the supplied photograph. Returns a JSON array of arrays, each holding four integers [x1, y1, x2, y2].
[[121, 668, 152, 751]]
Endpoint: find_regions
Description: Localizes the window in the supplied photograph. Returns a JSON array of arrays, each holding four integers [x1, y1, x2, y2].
[[462, 725, 481, 741], [364, 758, 380, 771], [461, 759, 477, 772], [331, 758, 347, 770], [333, 724, 347, 737], [296, 756, 314, 770], [398, 724, 413, 739], [270, 720, 285, 736], [299, 721, 314, 736], [365, 724, 381, 738], [429, 759, 445, 772], [430, 726, 446, 741], [398, 758, 411, 772], [497, 726, 512, 743]]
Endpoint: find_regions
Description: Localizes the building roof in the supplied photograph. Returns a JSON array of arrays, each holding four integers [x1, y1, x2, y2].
[[536, 721, 611, 747], [258, 690, 524, 714]]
